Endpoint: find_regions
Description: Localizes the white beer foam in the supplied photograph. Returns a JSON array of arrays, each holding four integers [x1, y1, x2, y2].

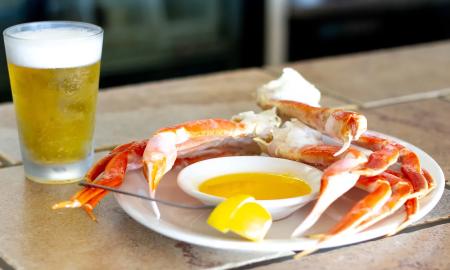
[[4, 28, 102, 69]]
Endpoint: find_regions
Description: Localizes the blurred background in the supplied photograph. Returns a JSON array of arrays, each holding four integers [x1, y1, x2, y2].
[[1, 0, 450, 102]]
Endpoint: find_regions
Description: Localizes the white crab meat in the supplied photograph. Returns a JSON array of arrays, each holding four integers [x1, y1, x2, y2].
[[272, 119, 324, 150], [232, 108, 282, 139], [257, 68, 322, 107]]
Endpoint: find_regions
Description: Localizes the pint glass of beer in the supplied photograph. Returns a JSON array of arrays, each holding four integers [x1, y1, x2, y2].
[[3, 21, 103, 183]]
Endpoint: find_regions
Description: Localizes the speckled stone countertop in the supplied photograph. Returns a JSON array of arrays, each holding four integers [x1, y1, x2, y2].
[[0, 41, 449, 270]]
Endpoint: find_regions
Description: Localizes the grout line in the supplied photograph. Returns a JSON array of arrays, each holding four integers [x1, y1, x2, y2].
[[261, 67, 281, 78], [361, 88, 450, 109], [229, 255, 292, 270], [0, 163, 9, 169], [0, 155, 13, 168], [0, 162, 22, 168], [0, 256, 15, 270], [322, 91, 361, 109], [261, 66, 282, 78], [229, 216, 450, 270], [0, 148, 113, 169], [94, 145, 116, 153], [331, 104, 359, 110], [405, 215, 450, 233], [440, 95, 450, 103]]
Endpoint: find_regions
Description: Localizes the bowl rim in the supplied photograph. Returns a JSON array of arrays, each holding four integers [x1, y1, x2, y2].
[[176, 155, 323, 207]]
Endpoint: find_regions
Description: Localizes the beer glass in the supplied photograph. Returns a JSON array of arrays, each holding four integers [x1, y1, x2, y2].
[[3, 21, 103, 183]]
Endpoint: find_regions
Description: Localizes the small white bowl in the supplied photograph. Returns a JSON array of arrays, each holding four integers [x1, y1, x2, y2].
[[177, 156, 322, 220]]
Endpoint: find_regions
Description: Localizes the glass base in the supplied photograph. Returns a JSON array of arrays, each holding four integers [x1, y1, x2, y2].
[[23, 153, 93, 184]]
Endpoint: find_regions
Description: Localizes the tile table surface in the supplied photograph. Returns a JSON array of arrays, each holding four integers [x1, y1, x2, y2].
[[266, 40, 450, 107], [0, 42, 448, 269]]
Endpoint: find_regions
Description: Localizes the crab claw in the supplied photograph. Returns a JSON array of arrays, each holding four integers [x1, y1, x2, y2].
[[327, 110, 367, 157]]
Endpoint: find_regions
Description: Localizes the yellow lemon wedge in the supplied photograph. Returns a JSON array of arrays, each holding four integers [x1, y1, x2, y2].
[[207, 195, 272, 241]]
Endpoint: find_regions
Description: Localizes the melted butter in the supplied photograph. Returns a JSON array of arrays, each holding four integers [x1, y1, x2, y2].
[[199, 172, 311, 200]]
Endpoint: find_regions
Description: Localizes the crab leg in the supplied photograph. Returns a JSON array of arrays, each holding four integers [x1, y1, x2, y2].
[[423, 169, 435, 191], [256, 120, 413, 236], [355, 132, 432, 197], [330, 177, 392, 234], [392, 169, 431, 233], [261, 100, 367, 156], [355, 173, 415, 234], [352, 144, 400, 176], [52, 150, 131, 219], [294, 172, 410, 259], [142, 122, 254, 218], [361, 169, 420, 236], [257, 68, 367, 155], [289, 149, 367, 237], [143, 111, 282, 216], [393, 197, 419, 235], [85, 141, 140, 182], [142, 119, 251, 192], [400, 151, 429, 196], [143, 111, 280, 216], [292, 142, 416, 236]]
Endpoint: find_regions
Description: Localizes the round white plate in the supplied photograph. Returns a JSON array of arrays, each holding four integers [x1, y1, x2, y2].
[[114, 135, 445, 252]]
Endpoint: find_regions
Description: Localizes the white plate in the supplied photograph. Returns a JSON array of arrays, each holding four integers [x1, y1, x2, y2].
[[114, 134, 445, 252]]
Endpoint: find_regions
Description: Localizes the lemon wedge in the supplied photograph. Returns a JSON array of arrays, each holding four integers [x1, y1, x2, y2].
[[207, 195, 272, 241]]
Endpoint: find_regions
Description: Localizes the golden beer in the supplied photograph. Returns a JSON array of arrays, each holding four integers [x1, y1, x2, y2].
[[8, 62, 100, 163], [4, 21, 103, 183]]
